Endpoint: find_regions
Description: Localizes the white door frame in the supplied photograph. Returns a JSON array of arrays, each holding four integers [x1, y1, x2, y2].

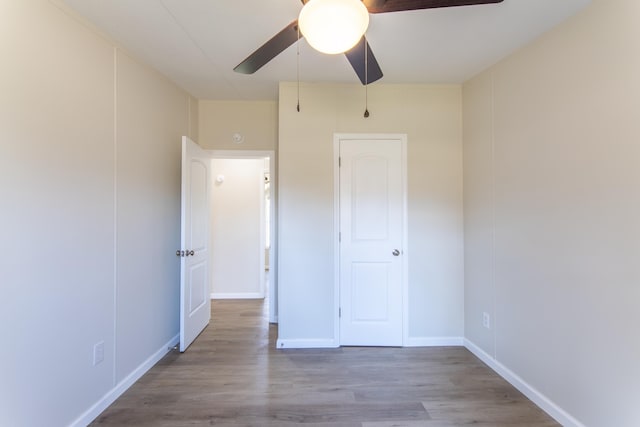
[[207, 150, 278, 323], [333, 134, 409, 346]]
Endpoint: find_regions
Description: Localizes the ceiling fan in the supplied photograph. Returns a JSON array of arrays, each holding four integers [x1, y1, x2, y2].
[[234, 0, 505, 85]]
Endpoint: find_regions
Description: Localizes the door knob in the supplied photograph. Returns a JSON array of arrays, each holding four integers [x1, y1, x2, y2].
[[188, 250, 195, 256], [392, 249, 400, 256]]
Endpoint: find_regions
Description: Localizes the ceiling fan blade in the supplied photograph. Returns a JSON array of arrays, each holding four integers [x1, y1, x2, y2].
[[363, 0, 388, 9], [344, 37, 383, 85], [234, 20, 302, 74], [367, 0, 503, 14]]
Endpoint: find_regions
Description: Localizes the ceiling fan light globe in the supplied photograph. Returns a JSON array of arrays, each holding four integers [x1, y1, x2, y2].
[[299, 0, 369, 55]]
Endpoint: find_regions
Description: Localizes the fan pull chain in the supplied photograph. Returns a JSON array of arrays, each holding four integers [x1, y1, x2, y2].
[[364, 35, 370, 118], [296, 24, 301, 112]]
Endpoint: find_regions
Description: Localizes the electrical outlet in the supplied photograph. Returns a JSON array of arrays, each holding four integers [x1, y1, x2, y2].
[[93, 341, 105, 366], [482, 312, 491, 329]]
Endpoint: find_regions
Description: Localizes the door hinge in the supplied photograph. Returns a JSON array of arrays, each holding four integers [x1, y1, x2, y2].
[[338, 157, 341, 167], [339, 232, 341, 242], [339, 307, 342, 318]]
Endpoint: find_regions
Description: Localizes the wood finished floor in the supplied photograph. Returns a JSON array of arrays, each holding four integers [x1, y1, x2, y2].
[[91, 299, 559, 426]]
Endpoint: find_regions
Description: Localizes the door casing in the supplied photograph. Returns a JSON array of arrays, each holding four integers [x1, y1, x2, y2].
[[333, 133, 409, 346]]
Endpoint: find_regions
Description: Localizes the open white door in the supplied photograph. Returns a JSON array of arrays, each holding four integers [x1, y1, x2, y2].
[[180, 136, 211, 352], [339, 136, 405, 346]]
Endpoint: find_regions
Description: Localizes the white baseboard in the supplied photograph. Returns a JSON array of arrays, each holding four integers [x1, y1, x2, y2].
[[405, 336, 464, 347], [464, 339, 585, 427], [276, 336, 464, 349], [276, 338, 339, 349], [69, 334, 179, 427], [210, 292, 264, 299]]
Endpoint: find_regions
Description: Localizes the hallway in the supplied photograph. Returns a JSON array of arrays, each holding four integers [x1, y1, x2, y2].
[[91, 299, 557, 426]]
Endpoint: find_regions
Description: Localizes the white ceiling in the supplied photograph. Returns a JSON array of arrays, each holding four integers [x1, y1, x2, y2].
[[62, 0, 591, 100]]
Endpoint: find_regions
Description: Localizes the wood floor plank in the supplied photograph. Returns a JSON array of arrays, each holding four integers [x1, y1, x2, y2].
[[91, 299, 559, 426]]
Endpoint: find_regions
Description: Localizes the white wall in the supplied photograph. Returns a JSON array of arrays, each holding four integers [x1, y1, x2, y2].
[[211, 158, 265, 298], [463, 0, 640, 426], [0, 1, 197, 425], [114, 50, 192, 381], [278, 82, 464, 347], [199, 100, 277, 151]]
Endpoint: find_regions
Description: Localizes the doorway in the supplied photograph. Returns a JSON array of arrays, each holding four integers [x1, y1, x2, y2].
[[208, 150, 277, 323], [334, 134, 407, 346]]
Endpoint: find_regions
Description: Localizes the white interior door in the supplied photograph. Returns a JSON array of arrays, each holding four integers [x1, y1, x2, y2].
[[180, 136, 211, 352], [339, 137, 405, 346]]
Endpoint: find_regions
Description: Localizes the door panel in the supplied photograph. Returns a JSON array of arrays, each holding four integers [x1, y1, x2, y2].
[[189, 160, 208, 252], [180, 136, 211, 352], [339, 138, 404, 346], [188, 261, 207, 314], [352, 262, 390, 321], [352, 156, 389, 241]]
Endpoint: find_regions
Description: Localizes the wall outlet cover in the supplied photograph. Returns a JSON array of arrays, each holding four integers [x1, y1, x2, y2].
[[93, 341, 105, 366], [482, 312, 491, 329]]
